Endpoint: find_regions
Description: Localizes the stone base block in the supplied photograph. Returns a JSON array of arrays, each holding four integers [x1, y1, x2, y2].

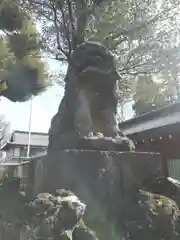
[[31, 151, 163, 194], [27, 150, 164, 239]]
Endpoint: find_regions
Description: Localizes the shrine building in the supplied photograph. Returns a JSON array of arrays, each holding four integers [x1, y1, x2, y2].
[[119, 101, 180, 180]]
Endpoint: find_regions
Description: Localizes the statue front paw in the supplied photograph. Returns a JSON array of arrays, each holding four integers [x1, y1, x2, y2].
[[114, 136, 135, 152]]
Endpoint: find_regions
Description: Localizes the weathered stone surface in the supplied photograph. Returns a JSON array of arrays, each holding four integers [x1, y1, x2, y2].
[[0, 178, 22, 240], [120, 190, 180, 240], [72, 220, 99, 240], [32, 151, 163, 194], [1, 168, 180, 240], [42, 41, 138, 238], [21, 189, 99, 240], [48, 41, 135, 153], [147, 176, 180, 209], [27, 150, 164, 239], [21, 187, 180, 240]]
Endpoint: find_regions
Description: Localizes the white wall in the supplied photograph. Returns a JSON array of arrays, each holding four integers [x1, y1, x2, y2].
[[13, 132, 48, 147], [14, 148, 20, 157], [6, 148, 14, 158]]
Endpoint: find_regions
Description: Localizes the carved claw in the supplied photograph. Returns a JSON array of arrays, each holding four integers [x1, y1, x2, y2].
[[94, 132, 104, 138], [88, 132, 94, 137]]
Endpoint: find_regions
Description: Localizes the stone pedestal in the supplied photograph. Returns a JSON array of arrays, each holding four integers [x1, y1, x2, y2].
[[27, 150, 164, 239]]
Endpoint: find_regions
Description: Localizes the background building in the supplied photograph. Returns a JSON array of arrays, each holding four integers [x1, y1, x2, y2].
[[119, 101, 180, 180], [1, 130, 48, 163], [0, 130, 48, 179]]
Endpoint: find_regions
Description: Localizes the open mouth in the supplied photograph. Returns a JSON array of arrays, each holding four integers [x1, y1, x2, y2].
[[76, 58, 119, 84], [71, 42, 120, 82], [76, 55, 105, 74]]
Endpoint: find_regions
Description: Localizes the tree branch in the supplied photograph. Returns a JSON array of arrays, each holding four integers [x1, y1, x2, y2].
[[104, 36, 128, 49], [56, 0, 72, 54], [66, 0, 76, 50], [120, 69, 160, 76], [50, 1, 71, 62], [76, 0, 89, 44], [108, 6, 178, 41]]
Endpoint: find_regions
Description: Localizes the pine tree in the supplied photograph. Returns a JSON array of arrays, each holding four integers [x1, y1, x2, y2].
[[0, 0, 49, 102]]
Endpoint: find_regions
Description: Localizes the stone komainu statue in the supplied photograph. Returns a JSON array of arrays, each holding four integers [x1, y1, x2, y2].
[[48, 42, 135, 152]]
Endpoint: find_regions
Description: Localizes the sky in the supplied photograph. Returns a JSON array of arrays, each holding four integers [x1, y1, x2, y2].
[[0, 84, 63, 133], [0, 59, 65, 133], [0, 60, 133, 133]]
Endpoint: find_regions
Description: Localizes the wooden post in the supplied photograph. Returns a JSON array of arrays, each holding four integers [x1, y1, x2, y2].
[[162, 154, 169, 177]]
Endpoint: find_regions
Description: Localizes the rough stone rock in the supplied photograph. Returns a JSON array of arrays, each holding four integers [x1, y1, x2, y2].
[[1, 176, 180, 240], [72, 220, 99, 240], [30, 150, 164, 239], [147, 176, 180, 208], [0, 177, 24, 240], [22, 189, 98, 240], [21, 189, 180, 240], [120, 190, 180, 240]]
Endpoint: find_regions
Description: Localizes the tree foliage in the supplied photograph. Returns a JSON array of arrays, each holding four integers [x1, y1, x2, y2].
[[24, 0, 112, 61], [23, 0, 180, 109], [0, 0, 49, 102], [133, 72, 179, 116], [89, 0, 180, 108]]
